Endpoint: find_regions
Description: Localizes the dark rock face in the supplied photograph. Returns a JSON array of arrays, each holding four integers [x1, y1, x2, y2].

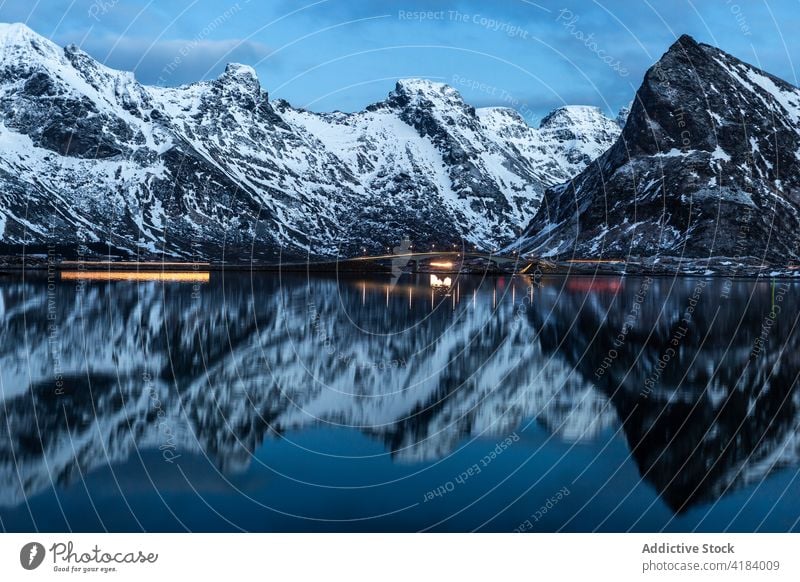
[[516, 35, 800, 264], [38, 116, 127, 158], [0, 23, 619, 262]]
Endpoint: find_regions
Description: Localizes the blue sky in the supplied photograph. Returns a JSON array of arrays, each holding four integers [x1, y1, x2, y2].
[[2, 0, 798, 123]]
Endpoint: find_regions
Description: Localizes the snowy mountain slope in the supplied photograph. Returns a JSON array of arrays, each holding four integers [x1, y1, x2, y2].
[[0, 24, 264, 258], [0, 22, 620, 260], [513, 34, 800, 263], [280, 79, 623, 251]]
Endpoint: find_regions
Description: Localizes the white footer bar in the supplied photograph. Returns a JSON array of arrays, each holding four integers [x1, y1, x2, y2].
[[2, 533, 797, 581]]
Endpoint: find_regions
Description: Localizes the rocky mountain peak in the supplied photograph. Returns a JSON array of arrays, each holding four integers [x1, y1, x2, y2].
[[220, 62, 259, 83], [216, 62, 261, 92], [0, 22, 62, 71], [619, 33, 799, 159], [540, 105, 608, 129], [208, 62, 264, 110], [480, 106, 526, 123], [386, 78, 470, 111], [62, 42, 136, 87], [0, 21, 46, 47], [536, 105, 623, 169], [515, 32, 800, 263], [394, 78, 460, 96], [615, 103, 631, 129]]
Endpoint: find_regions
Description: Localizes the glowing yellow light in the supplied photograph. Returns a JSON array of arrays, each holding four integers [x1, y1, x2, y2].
[[430, 274, 452, 288], [429, 261, 454, 268], [60, 261, 210, 267], [60, 271, 210, 283]]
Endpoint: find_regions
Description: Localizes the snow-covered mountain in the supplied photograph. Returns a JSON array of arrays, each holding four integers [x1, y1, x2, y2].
[[0, 22, 620, 261], [514, 34, 800, 264]]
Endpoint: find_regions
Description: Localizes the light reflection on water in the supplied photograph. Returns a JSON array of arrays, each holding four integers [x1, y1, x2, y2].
[[59, 270, 210, 283]]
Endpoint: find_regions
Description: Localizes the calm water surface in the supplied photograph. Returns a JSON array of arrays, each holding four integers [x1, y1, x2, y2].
[[1, 270, 799, 532]]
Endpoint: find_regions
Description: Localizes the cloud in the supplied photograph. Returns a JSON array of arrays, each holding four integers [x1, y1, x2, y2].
[[2, 0, 274, 86], [4, 0, 799, 120], [63, 35, 273, 85]]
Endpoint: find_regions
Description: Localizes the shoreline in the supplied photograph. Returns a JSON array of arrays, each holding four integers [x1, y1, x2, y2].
[[1, 259, 798, 279]]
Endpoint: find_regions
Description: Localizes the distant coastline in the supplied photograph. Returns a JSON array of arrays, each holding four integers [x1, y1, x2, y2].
[[2, 253, 798, 278]]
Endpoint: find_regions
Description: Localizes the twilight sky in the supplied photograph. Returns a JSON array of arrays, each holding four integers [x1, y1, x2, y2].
[[1, 0, 798, 123]]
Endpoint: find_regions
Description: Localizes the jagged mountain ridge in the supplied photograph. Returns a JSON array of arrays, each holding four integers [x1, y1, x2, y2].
[[513, 34, 800, 264], [0, 22, 621, 261]]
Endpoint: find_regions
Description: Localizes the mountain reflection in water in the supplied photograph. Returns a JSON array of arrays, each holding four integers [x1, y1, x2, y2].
[[1, 272, 799, 532]]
